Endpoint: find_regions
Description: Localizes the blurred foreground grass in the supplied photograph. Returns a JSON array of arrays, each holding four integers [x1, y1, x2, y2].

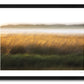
[[1, 54, 84, 70]]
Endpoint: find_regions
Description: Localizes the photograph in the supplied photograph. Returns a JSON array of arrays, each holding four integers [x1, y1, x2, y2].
[[0, 8, 84, 70]]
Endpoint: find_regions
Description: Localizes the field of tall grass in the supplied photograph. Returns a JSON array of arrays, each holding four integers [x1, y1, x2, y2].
[[1, 34, 84, 70]]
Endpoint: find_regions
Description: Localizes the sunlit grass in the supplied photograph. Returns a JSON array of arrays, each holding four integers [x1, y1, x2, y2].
[[1, 34, 84, 55]]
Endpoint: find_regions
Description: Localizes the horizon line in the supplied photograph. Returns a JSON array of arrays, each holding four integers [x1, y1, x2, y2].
[[1, 23, 84, 27]]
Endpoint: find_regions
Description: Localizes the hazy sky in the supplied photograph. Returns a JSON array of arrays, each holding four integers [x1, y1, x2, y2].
[[0, 8, 84, 26]]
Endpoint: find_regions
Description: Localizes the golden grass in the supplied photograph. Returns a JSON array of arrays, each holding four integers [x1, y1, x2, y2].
[[1, 34, 84, 55]]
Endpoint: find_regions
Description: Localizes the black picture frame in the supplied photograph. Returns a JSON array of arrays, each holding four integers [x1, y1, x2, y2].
[[0, 4, 84, 80], [0, 76, 84, 80]]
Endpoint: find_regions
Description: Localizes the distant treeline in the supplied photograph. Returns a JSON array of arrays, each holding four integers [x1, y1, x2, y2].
[[1, 24, 84, 28]]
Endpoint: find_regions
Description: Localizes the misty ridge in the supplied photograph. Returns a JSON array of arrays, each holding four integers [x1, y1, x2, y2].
[[1, 23, 84, 28]]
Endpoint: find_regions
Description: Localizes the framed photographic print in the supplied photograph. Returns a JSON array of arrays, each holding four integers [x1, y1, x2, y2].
[[0, 4, 84, 80]]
